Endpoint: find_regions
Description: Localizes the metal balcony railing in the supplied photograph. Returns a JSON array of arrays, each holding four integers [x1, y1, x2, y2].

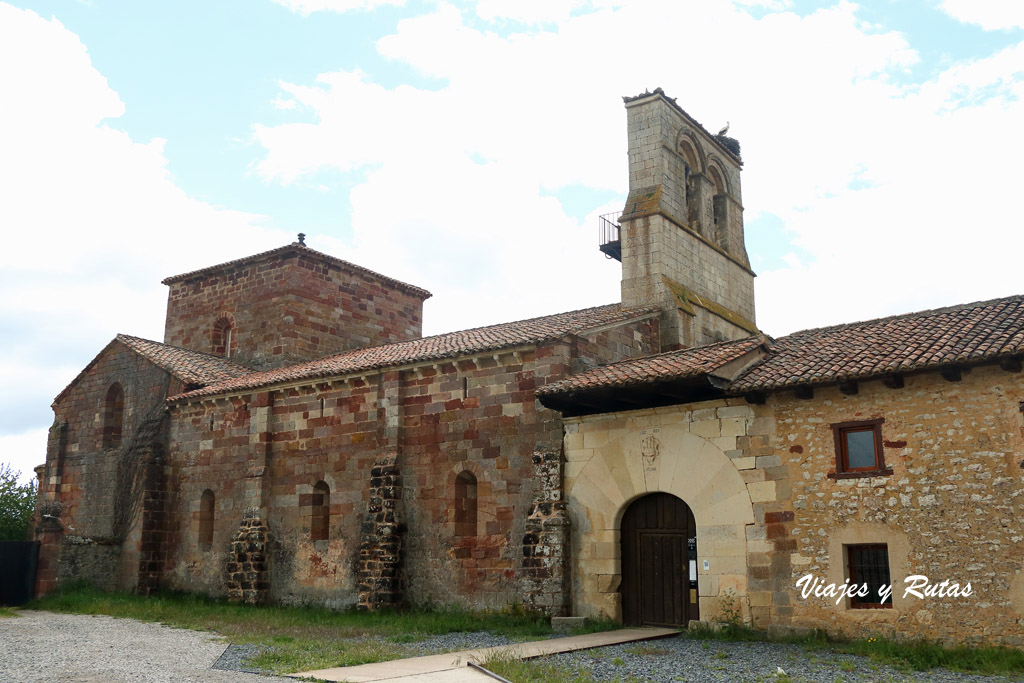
[[598, 212, 622, 261]]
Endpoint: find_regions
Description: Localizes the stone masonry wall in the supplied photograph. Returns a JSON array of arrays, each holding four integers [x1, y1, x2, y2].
[[521, 449, 570, 615], [563, 398, 782, 625], [41, 342, 179, 595], [777, 365, 1024, 645], [164, 248, 427, 369], [619, 93, 755, 350], [162, 318, 659, 611], [356, 453, 404, 609]]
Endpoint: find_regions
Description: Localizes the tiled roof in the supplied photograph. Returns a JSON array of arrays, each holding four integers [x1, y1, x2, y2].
[[536, 337, 764, 396], [116, 335, 253, 385], [170, 304, 660, 401], [538, 294, 1024, 406], [161, 242, 432, 299], [53, 335, 253, 405], [732, 294, 1024, 391]]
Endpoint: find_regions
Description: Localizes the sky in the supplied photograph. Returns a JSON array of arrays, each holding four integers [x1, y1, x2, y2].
[[1, 0, 1023, 482]]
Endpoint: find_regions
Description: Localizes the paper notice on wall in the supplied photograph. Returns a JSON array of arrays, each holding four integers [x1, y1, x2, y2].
[[690, 560, 697, 576]]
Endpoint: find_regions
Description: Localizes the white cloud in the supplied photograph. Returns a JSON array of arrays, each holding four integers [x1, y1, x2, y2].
[[940, 0, 1024, 31], [0, 428, 49, 485], [0, 5, 288, 441], [474, 0, 588, 25], [250, 0, 1021, 339], [270, 0, 404, 15]]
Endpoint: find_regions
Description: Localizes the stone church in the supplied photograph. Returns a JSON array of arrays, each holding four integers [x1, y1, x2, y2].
[[35, 89, 1024, 645]]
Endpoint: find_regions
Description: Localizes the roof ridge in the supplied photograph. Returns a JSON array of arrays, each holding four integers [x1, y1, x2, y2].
[[289, 302, 651, 367], [115, 333, 254, 366], [578, 334, 762, 372], [781, 293, 1024, 340], [160, 241, 432, 298], [167, 302, 661, 401]]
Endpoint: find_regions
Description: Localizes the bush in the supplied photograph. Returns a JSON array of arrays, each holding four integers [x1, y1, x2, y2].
[[0, 464, 37, 541]]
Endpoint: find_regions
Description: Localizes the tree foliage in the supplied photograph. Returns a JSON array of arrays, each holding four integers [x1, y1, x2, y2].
[[0, 464, 37, 541]]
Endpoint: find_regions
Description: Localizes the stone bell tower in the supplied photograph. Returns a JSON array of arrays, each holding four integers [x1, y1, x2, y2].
[[607, 88, 757, 350]]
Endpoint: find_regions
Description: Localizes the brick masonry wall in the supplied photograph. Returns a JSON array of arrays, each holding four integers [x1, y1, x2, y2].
[[777, 365, 1024, 645], [164, 250, 427, 369], [39, 342, 178, 595], [159, 319, 660, 611]]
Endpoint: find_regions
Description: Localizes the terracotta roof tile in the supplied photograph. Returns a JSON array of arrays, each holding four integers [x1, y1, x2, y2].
[[161, 242, 432, 299], [730, 294, 1024, 392], [170, 303, 659, 401], [536, 337, 764, 395], [53, 335, 253, 405], [117, 335, 253, 385]]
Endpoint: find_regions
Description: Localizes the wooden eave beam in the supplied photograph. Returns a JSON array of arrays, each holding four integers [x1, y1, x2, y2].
[[1000, 357, 1022, 373], [941, 366, 962, 382], [883, 374, 904, 389], [794, 386, 814, 400], [839, 381, 858, 396]]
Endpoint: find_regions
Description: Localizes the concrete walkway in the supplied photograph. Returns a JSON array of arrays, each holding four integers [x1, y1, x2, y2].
[[289, 627, 678, 682]]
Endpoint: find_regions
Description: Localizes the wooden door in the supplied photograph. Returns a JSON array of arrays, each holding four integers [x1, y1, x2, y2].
[[620, 493, 698, 627]]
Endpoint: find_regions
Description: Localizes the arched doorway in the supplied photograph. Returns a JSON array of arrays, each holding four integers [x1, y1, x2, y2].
[[620, 493, 698, 626]]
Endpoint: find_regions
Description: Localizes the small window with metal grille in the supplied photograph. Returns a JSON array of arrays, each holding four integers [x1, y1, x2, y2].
[[847, 544, 892, 609]]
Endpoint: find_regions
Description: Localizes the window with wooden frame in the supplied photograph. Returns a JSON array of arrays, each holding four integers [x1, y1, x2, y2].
[[830, 418, 891, 478], [846, 544, 892, 609]]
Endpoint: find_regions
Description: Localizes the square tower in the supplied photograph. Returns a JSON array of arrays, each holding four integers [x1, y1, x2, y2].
[[617, 89, 756, 350], [162, 240, 431, 369]]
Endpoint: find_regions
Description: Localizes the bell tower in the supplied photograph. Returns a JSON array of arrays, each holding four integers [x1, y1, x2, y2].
[[608, 88, 757, 350]]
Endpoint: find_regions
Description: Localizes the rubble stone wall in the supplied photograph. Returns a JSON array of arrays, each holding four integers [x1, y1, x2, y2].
[[777, 364, 1024, 645]]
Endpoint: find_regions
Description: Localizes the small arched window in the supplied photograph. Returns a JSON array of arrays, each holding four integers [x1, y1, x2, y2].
[[310, 481, 330, 541], [199, 489, 215, 550], [708, 164, 728, 248], [678, 137, 702, 232], [211, 317, 234, 358], [102, 383, 124, 449], [454, 471, 478, 537]]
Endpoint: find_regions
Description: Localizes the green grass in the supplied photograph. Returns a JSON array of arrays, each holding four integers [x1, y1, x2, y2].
[[687, 622, 1024, 677], [0, 607, 19, 618], [482, 652, 641, 683], [28, 584, 587, 674], [832, 636, 1024, 676]]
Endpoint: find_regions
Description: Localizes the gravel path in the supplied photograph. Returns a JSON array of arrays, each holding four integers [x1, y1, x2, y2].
[[0, 611, 283, 683], [542, 635, 1023, 682], [4, 612, 1022, 683]]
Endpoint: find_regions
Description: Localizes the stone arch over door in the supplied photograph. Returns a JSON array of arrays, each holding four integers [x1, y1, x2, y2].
[[565, 422, 755, 621]]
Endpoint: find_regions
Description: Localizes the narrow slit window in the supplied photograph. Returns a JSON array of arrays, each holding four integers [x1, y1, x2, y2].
[[212, 317, 234, 358], [199, 489, 215, 550], [308, 481, 330, 542], [102, 383, 124, 449], [454, 470, 478, 537]]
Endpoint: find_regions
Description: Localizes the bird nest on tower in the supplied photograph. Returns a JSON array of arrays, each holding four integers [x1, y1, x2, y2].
[[715, 133, 741, 159]]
